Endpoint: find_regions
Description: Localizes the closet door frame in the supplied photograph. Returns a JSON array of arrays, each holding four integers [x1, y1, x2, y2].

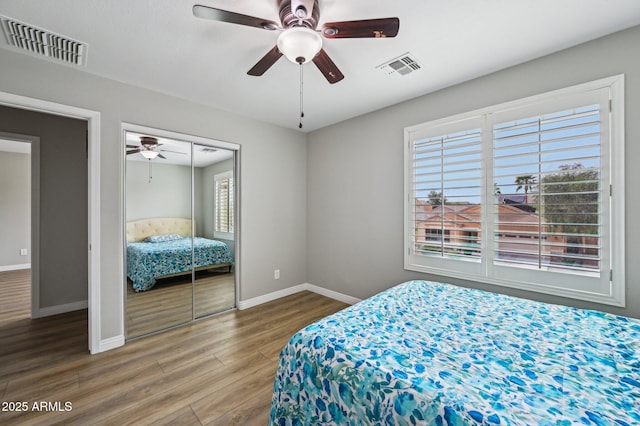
[[121, 122, 240, 339]]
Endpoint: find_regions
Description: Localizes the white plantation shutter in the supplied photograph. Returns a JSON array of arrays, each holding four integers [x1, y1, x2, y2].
[[412, 128, 483, 259], [493, 105, 602, 273], [406, 116, 486, 278], [215, 172, 234, 235], [405, 76, 624, 306], [228, 177, 234, 232]]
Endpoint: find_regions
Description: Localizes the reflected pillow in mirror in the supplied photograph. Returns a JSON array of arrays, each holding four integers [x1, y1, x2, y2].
[[145, 233, 184, 243]]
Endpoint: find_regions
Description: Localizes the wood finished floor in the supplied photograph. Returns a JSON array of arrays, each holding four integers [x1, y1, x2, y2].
[[126, 269, 236, 338], [0, 269, 349, 425]]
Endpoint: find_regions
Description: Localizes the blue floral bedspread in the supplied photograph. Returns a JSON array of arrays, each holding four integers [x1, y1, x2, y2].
[[126, 237, 233, 291], [270, 280, 640, 425]]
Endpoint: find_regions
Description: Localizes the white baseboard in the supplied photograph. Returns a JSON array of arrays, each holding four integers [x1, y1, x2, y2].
[[304, 283, 362, 305], [237, 283, 361, 310], [0, 263, 31, 272], [237, 284, 308, 310], [97, 335, 125, 353], [35, 300, 88, 318]]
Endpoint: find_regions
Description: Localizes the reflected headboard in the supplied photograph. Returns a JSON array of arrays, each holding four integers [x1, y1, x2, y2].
[[126, 217, 194, 243]]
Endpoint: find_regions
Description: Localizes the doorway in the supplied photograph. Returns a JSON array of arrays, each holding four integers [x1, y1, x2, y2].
[[0, 135, 35, 322], [0, 91, 101, 353]]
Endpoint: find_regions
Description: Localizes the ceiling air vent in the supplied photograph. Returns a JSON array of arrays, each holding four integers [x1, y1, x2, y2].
[[377, 53, 421, 77], [199, 147, 218, 153], [0, 15, 88, 66]]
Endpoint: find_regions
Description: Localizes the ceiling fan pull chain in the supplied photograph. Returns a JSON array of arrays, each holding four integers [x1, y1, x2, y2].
[[299, 61, 304, 129], [148, 159, 153, 183]]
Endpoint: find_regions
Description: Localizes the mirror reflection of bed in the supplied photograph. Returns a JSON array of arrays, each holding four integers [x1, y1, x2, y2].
[[124, 130, 237, 339], [125, 217, 235, 337]]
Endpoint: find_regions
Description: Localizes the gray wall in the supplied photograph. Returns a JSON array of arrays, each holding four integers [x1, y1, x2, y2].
[[126, 160, 193, 222], [307, 25, 640, 319], [201, 158, 234, 239], [0, 106, 88, 308], [0, 151, 30, 267], [3, 21, 637, 347], [0, 47, 307, 342], [127, 157, 233, 250]]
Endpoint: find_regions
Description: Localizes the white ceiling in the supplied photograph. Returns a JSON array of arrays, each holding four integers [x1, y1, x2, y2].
[[125, 131, 233, 167], [1, 0, 639, 132]]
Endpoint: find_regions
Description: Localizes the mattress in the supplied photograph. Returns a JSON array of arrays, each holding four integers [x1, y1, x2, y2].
[[126, 236, 233, 291], [270, 280, 640, 425]]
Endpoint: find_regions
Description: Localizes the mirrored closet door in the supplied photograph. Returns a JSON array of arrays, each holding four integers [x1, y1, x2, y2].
[[124, 130, 237, 339], [193, 143, 236, 318]]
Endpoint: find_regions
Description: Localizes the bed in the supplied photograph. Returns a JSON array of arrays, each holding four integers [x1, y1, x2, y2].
[[126, 217, 233, 292], [270, 280, 640, 425]]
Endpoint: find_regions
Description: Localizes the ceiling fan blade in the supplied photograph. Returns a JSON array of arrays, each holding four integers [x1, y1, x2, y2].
[[321, 18, 400, 39], [157, 153, 167, 159], [126, 144, 138, 149], [247, 45, 283, 76], [312, 49, 344, 84], [193, 5, 280, 31], [126, 149, 140, 155]]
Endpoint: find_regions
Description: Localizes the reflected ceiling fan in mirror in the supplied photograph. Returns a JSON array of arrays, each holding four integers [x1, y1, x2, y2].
[[193, 0, 399, 128], [126, 136, 187, 182], [126, 136, 185, 160]]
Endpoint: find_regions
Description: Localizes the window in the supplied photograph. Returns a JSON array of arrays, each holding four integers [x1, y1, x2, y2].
[[214, 171, 234, 238], [405, 76, 625, 306], [493, 105, 602, 273], [414, 126, 482, 258]]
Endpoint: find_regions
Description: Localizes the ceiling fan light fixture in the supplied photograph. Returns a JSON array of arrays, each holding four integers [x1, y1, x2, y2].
[[140, 150, 159, 160], [277, 27, 322, 64]]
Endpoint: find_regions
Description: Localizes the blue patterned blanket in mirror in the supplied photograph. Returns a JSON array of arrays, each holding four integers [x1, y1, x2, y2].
[[126, 237, 233, 291], [270, 280, 640, 425]]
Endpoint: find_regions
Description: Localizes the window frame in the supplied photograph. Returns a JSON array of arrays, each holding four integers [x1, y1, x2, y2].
[[213, 170, 234, 240], [404, 75, 625, 307]]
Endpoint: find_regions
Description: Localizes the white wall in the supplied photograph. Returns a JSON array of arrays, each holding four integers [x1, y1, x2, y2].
[[307, 25, 640, 319], [0, 48, 307, 344], [0, 151, 30, 268]]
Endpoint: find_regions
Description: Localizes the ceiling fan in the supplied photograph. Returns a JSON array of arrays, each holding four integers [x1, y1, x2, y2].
[[126, 136, 184, 160], [193, 0, 400, 84]]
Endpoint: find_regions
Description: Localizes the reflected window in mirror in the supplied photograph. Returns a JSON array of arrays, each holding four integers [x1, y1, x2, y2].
[[214, 171, 234, 240]]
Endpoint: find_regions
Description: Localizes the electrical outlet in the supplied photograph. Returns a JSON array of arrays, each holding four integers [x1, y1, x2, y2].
[[20, 248, 28, 256], [274, 269, 280, 280]]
